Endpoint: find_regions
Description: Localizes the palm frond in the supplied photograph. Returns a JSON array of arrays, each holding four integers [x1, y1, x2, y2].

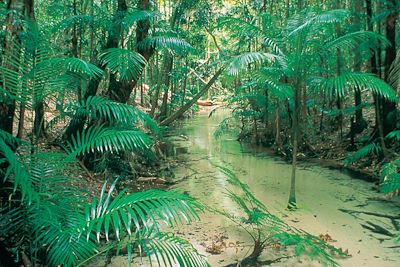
[[137, 35, 193, 55], [122, 9, 158, 29], [0, 129, 24, 148], [262, 37, 283, 55], [388, 50, 400, 89], [344, 143, 382, 165], [319, 72, 398, 102], [72, 96, 159, 134], [324, 31, 389, 52], [386, 130, 400, 141], [86, 179, 203, 242], [227, 52, 283, 76], [217, 165, 267, 212], [100, 48, 146, 82], [51, 57, 104, 80], [137, 232, 210, 267], [0, 139, 38, 204], [67, 124, 153, 157], [288, 9, 350, 37]]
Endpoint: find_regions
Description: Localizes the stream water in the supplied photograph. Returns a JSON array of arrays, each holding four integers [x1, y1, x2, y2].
[[166, 109, 400, 267], [104, 109, 400, 267]]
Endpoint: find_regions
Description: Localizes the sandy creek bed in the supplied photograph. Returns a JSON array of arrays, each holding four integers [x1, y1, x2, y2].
[[103, 109, 400, 267]]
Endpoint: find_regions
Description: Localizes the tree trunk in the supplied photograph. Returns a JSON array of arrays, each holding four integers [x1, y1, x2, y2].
[[382, 0, 397, 135], [159, 56, 173, 119], [288, 79, 300, 210], [1, 0, 36, 134], [103, 0, 133, 103], [352, 0, 367, 133]]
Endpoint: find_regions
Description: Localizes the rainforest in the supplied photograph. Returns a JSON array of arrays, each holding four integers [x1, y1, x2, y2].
[[0, 0, 400, 266]]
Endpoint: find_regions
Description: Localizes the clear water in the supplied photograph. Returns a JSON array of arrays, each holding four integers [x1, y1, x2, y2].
[[169, 109, 400, 267]]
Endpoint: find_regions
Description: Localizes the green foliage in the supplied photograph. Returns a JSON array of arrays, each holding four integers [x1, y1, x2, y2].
[[0, 140, 208, 267], [379, 160, 400, 194], [0, 39, 58, 107], [52, 57, 104, 80], [100, 48, 146, 82], [53, 15, 95, 31], [79, 96, 158, 131], [0, 138, 38, 204], [386, 130, 400, 141], [67, 124, 153, 157], [137, 35, 194, 55], [122, 9, 159, 29], [344, 143, 382, 166], [323, 31, 389, 53], [318, 72, 398, 102], [287, 9, 351, 37], [226, 52, 283, 76]]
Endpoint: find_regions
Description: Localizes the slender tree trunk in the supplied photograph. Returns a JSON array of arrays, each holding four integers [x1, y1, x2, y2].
[[288, 79, 300, 209], [352, 0, 367, 133], [382, 0, 397, 135], [287, 29, 303, 209], [159, 56, 173, 119], [1, 0, 37, 135]]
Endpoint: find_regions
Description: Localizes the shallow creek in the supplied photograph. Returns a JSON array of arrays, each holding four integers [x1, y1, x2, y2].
[[166, 109, 400, 267], [108, 109, 400, 267]]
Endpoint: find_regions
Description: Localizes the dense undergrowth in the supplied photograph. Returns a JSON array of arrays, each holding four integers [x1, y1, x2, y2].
[[1, 0, 400, 266]]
